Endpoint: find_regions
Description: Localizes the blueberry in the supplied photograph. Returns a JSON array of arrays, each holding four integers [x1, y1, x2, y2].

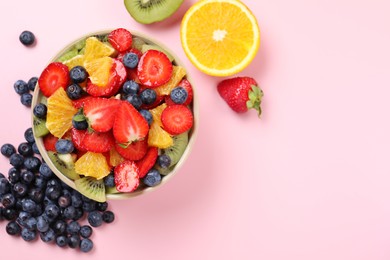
[[46, 178, 61, 188], [102, 211, 115, 223], [80, 225, 93, 238], [14, 80, 29, 95], [39, 163, 53, 179], [101, 175, 113, 189], [21, 93, 33, 107], [22, 199, 37, 213], [52, 220, 67, 235], [123, 52, 139, 69], [122, 80, 140, 95], [58, 194, 71, 208], [21, 227, 36, 241], [73, 208, 84, 221], [1, 143, 16, 157], [80, 238, 94, 253], [13, 182, 28, 197], [63, 206, 76, 220], [143, 169, 162, 187], [23, 156, 41, 171], [9, 153, 24, 168], [25, 217, 37, 231], [8, 167, 21, 184], [28, 187, 44, 203], [157, 154, 171, 168], [66, 83, 84, 100], [72, 119, 88, 130], [68, 234, 81, 249], [45, 185, 61, 200], [44, 203, 60, 220], [6, 221, 21, 236], [67, 220, 81, 234], [18, 142, 33, 156], [140, 88, 157, 105], [19, 31, 35, 46], [139, 109, 153, 126], [36, 215, 49, 232], [3, 208, 17, 220], [21, 170, 35, 184], [40, 228, 56, 243], [87, 211, 103, 227], [27, 77, 38, 91], [56, 235, 68, 247], [33, 103, 47, 119], [0, 178, 11, 195], [16, 211, 31, 227], [0, 172, 5, 179], [55, 139, 74, 154], [34, 176, 47, 189], [126, 94, 142, 109], [32, 142, 40, 155], [69, 66, 88, 83], [82, 201, 96, 212], [24, 128, 35, 143], [96, 202, 108, 212], [71, 193, 83, 208], [1, 193, 16, 208], [170, 87, 188, 104]]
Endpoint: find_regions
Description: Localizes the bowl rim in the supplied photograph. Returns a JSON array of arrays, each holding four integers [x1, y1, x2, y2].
[[31, 29, 199, 200]]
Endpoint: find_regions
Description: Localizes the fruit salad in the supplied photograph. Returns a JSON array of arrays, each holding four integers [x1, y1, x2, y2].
[[32, 28, 196, 202]]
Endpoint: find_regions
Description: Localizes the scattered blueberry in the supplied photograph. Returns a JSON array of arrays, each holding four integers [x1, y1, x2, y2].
[[1, 193, 16, 208], [58, 195, 71, 208], [3, 208, 17, 220], [56, 235, 68, 247], [157, 154, 171, 168], [52, 219, 67, 235], [39, 163, 53, 179], [33, 103, 47, 119], [21, 227, 36, 241], [14, 80, 29, 95], [66, 83, 84, 100], [87, 211, 103, 227], [55, 139, 74, 154], [36, 215, 49, 232], [122, 80, 140, 95], [14, 182, 29, 198], [21, 93, 33, 107], [32, 142, 40, 155], [27, 77, 38, 91], [24, 128, 35, 143], [139, 109, 153, 126], [102, 211, 115, 223], [125, 94, 142, 109], [122, 52, 139, 69], [140, 88, 157, 105], [66, 220, 81, 235], [63, 206, 76, 220], [9, 153, 24, 168], [0, 178, 11, 195], [143, 169, 162, 187], [96, 202, 108, 212], [6, 221, 21, 236], [40, 228, 56, 243], [80, 238, 94, 253], [68, 234, 80, 249], [45, 185, 61, 201], [25, 217, 37, 231], [69, 66, 88, 83], [21, 171, 35, 185], [80, 225, 93, 238], [22, 199, 37, 213], [18, 142, 33, 156], [19, 31, 35, 46], [44, 203, 60, 220], [23, 156, 41, 171], [1, 143, 16, 157], [170, 87, 188, 104], [28, 187, 44, 203], [8, 167, 21, 184]]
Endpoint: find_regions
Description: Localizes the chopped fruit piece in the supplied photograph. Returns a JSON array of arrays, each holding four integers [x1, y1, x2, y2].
[[126, 67, 140, 83], [149, 103, 167, 127], [154, 66, 186, 95], [43, 134, 58, 152], [83, 98, 121, 132], [165, 78, 193, 106], [137, 50, 173, 87], [46, 88, 78, 138], [140, 94, 164, 110], [161, 105, 193, 135], [38, 62, 70, 97], [136, 147, 158, 178], [75, 152, 111, 180], [108, 28, 133, 52], [113, 101, 149, 144], [114, 161, 139, 192], [71, 128, 115, 153], [86, 59, 127, 97], [84, 57, 113, 87], [72, 96, 95, 109], [83, 37, 116, 62], [114, 139, 148, 161], [109, 147, 125, 167], [63, 55, 85, 70], [148, 121, 173, 149]]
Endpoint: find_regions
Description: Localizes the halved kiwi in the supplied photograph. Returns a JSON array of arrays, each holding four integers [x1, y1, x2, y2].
[[33, 116, 49, 138], [75, 176, 106, 202], [47, 152, 79, 180], [159, 131, 189, 176], [124, 0, 184, 24]]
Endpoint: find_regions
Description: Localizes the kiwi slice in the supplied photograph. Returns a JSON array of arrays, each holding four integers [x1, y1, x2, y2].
[[57, 47, 79, 62], [132, 37, 146, 50], [33, 116, 49, 138], [141, 44, 174, 62], [47, 152, 79, 180], [155, 165, 173, 176], [124, 0, 184, 24], [105, 186, 120, 194], [75, 176, 106, 202], [164, 131, 189, 167]]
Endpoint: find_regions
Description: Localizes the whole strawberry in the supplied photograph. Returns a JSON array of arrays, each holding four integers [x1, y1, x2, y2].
[[217, 77, 263, 117]]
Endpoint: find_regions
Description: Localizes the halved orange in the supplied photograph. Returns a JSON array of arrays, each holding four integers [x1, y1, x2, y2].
[[180, 0, 260, 76]]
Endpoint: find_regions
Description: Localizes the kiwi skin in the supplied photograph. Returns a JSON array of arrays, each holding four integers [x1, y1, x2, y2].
[[124, 0, 184, 24], [75, 177, 106, 202], [47, 151, 79, 181]]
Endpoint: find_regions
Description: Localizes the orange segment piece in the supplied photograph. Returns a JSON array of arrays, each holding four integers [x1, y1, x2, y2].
[[75, 152, 111, 180], [148, 121, 173, 149], [46, 88, 78, 138], [149, 103, 167, 127], [63, 54, 84, 70], [83, 37, 116, 62], [154, 66, 186, 96], [84, 57, 113, 87], [109, 148, 125, 167], [180, 0, 260, 76]]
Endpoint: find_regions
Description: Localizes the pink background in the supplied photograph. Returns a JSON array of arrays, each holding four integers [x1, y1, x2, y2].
[[1, 0, 390, 259]]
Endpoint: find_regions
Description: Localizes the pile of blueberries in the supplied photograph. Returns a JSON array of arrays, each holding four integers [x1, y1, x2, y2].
[[0, 77, 116, 253]]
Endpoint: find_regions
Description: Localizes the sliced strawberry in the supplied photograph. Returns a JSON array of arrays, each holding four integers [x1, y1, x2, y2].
[[161, 105, 194, 135], [108, 28, 133, 52], [136, 147, 158, 178], [114, 160, 139, 192], [71, 128, 114, 153], [140, 94, 164, 110], [38, 62, 70, 97], [113, 101, 149, 144], [86, 59, 127, 97], [43, 134, 58, 151], [137, 50, 173, 88], [72, 96, 95, 109], [165, 79, 194, 106], [126, 68, 140, 83], [83, 97, 121, 132], [114, 138, 148, 161]]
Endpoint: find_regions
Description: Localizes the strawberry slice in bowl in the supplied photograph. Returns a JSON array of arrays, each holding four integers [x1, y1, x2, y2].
[[83, 97, 121, 132]]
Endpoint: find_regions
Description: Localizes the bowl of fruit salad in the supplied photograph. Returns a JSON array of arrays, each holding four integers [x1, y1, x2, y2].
[[31, 28, 198, 202]]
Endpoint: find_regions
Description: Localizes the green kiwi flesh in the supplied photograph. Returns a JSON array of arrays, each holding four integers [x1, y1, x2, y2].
[[124, 0, 184, 24], [47, 152, 79, 180], [163, 131, 189, 168], [75, 176, 106, 202], [33, 116, 49, 138]]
